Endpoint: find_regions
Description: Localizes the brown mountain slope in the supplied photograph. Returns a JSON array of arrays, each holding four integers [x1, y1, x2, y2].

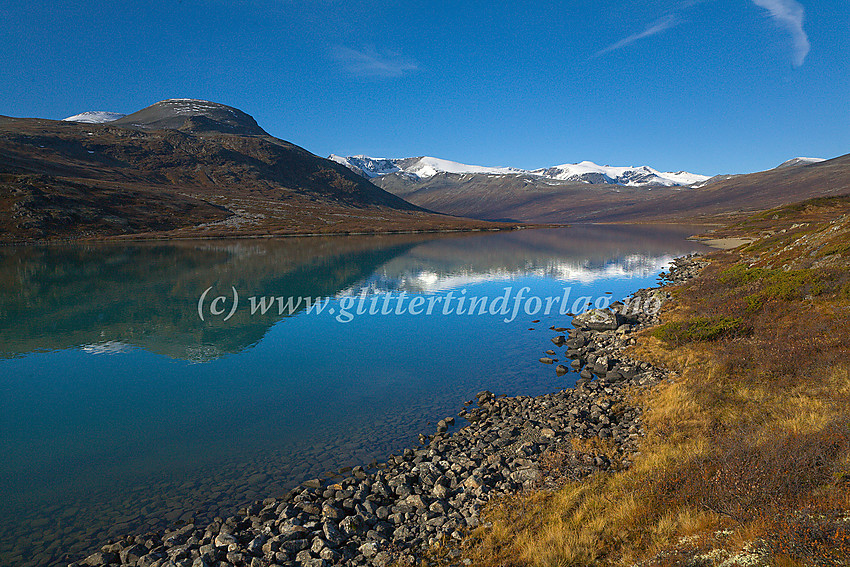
[[374, 154, 850, 223], [609, 153, 850, 222], [0, 102, 511, 243]]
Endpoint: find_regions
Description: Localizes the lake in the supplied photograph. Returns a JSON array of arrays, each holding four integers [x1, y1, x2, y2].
[[0, 225, 710, 567]]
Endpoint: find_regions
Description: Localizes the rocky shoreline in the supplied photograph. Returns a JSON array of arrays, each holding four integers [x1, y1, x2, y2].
[[70, 255, 707, 567]]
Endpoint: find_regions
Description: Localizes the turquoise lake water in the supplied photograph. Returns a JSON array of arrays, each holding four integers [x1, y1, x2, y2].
[[0, 225, 710, 566]]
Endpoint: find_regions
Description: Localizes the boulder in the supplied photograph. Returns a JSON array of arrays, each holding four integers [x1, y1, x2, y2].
[[572, 309, 624, 331]]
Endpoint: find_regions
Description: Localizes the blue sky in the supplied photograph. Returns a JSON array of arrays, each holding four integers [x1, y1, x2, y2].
[[1, 0, 847, 175]]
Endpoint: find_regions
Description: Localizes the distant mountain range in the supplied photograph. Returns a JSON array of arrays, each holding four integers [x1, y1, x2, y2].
[[330, 155, 710, 187], [329, 152, 847, 223], [0, 99, 507, 243], [2, 98, 844, 238]]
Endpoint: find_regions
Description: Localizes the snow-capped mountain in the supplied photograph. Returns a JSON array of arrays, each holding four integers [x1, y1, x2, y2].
[[62, 111, 126, 123], [330, 155, 526, 180], [329, 156, 402, 178], [330, 155, 709, 187], [775, 157, 826, 169], [531, 161, 709, 187]]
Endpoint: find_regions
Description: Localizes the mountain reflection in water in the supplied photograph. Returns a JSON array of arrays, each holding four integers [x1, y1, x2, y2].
[[0, 225, 707, 361]]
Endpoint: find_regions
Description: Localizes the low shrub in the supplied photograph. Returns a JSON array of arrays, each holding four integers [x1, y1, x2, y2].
[[652, 316, 745, 345]]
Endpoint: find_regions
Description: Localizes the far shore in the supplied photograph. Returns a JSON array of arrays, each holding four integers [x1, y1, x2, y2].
[[0, 223, 566, 247]]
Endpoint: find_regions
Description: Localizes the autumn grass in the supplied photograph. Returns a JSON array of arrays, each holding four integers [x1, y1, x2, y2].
[[443, 196, 850, 566]]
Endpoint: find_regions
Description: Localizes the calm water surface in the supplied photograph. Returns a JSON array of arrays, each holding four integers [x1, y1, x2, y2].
[[0, 225, 710, 566]]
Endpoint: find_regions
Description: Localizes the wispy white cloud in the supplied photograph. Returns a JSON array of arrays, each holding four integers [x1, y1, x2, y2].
[[333, 46, 418, 78], [595, 14, 680, 57], [750, 0, 810, 67]]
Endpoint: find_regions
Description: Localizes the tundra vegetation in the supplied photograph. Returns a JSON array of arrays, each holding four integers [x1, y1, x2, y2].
[[451, 196, 850, 566]]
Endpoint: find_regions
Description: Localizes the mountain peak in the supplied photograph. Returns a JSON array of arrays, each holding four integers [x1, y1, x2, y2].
[[110, 99, 267, 136]]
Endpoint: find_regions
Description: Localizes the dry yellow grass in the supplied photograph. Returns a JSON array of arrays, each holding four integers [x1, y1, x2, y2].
[[439, 197, 850, 567]]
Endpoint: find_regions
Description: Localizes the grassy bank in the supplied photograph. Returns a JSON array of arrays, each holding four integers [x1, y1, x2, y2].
[[453, 196, 850, 566]]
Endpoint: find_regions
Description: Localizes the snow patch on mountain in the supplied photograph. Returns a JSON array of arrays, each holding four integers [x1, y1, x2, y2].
[[775, 157, 826, 169], [152, 99, 239, 116], [691, 174, 738, 189], [331, 155, 710, 187], [62, 111, 126, 123]]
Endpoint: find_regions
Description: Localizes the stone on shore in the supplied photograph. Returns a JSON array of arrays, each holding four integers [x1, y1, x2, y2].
[[572, 308, 624, 331]]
